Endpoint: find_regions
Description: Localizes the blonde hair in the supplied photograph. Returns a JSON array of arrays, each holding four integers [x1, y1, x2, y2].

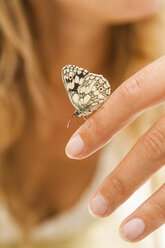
[[0, 0, 53, 233], [0, 0, 52, 149], [0, 0, 165, 240]]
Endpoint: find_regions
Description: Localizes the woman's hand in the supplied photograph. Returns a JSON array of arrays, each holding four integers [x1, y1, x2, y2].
[[65, 55, 165, 242]]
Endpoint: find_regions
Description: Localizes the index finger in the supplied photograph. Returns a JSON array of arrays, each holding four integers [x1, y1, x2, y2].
[[65, 55, 165, 159]]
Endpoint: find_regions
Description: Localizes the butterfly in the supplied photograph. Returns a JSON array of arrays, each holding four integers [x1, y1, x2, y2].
[[61, 65, 111, 128]]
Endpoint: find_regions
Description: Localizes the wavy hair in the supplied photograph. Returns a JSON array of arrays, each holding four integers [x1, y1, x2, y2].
[[0, 0, 165, 242]]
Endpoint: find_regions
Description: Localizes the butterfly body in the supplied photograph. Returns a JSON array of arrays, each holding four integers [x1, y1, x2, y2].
[[62, 65, 111, 127]]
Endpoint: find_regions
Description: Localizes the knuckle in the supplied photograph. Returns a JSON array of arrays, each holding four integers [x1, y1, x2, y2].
[[142, 127, 165, 160], [150, 200, 165, 219], [121, 76, 143, 101], [88, 117, 104, 137], [108, 175, 125, 197]]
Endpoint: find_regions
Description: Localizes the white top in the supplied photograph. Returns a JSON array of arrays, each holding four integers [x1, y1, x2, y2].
[[0, 128, 164, 247]]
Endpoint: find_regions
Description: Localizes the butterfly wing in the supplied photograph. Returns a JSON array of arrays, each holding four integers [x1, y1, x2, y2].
[[77, 73, 111, 115], [61, 65, 89, 110]]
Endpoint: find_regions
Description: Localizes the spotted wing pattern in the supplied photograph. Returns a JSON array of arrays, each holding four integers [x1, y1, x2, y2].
[[62, 65, 111, 116], [62, 65, 89, 110], [77, 73, 111, 115]]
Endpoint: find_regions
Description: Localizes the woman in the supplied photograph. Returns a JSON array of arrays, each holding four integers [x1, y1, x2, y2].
[[0, 0, 164, 247]]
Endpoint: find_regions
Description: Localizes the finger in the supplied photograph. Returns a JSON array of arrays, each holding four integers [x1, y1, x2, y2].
[[65, 55, 165, 159], [119, 183, 165, 242], [88, 114, 165, 217]]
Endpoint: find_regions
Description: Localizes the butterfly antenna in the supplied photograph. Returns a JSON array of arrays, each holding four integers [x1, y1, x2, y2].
[[67, 113, 76, 129]]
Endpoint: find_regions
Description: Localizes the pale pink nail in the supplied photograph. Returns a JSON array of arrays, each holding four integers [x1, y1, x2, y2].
[[89, 194, 109, 216], [65, 135, 84, 158], [120, 218, 145, 241]]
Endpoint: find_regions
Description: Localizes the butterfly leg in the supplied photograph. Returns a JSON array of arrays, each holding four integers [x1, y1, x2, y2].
[[83, 116, 90, 127], [67, 113, 77, 128]]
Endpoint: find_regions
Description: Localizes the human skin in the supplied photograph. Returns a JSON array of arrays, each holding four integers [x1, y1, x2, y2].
[[66, 56, 165, 242], [57, 0, 161, 23], [24, 0, 162, 237]]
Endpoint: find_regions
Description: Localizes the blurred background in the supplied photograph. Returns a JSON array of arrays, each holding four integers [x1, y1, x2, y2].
[[0, 0, 165, 247]]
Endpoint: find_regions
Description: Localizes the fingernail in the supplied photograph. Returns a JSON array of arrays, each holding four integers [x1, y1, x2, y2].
[[89, 194, 109, 216], [65, 135, 84, 158], [88, 204, 98, 218], [120, 218, 145, 241]]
